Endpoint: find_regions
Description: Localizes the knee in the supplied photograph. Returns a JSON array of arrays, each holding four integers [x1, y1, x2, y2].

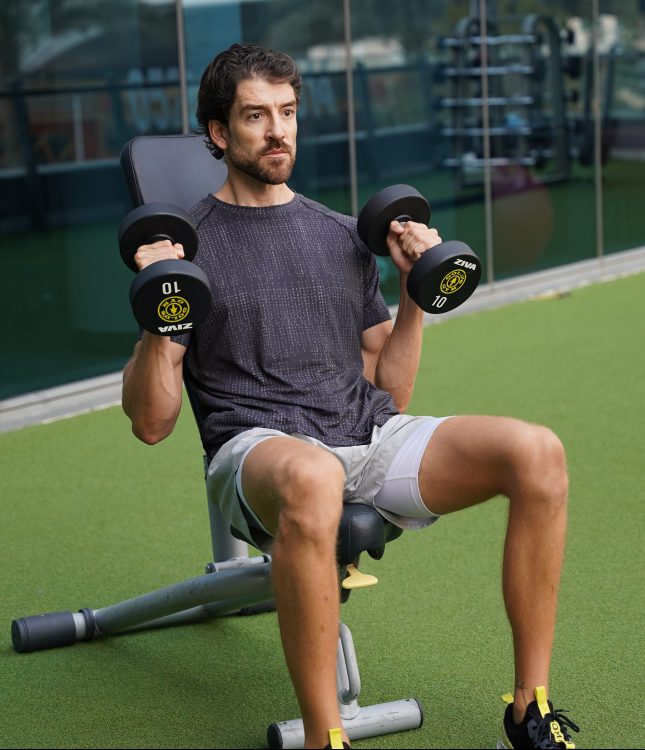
[[508, 424, 569, 508], [277, 451, 345, 544]]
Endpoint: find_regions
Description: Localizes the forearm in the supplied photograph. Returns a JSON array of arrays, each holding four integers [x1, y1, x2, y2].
[[374, 274, 424, 412], [122, 334, 184, 443]]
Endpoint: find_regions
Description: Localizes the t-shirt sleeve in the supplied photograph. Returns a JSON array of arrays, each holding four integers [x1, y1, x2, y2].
[[362, 250, 392, 331], [135, 329, 189, 348], [170, 331, 190, 348]]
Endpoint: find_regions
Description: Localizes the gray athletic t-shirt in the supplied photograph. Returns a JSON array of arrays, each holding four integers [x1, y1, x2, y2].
[[173, 192, 398, 458]]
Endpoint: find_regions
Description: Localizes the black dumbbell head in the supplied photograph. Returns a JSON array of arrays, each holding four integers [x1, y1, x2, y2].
[[407, 241, 482, 314], [357, 185, 431, 256], [118, 202, 198, 272], [129, 259, 212, 335]]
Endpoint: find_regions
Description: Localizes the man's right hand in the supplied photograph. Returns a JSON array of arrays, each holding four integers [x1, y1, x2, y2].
[[134, 239, 185, 271]]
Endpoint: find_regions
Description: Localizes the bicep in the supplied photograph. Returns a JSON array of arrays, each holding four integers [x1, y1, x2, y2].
[[361, 319, 393, 385]]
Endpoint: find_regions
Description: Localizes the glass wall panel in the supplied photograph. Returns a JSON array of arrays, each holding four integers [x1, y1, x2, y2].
[[469, 0, 596, 280], [349, 0, 488, 302], [1, 0, 644, 404], [182, 0, 352, 214], [599, 0, 645, 255], [0, 0, 181, 399]]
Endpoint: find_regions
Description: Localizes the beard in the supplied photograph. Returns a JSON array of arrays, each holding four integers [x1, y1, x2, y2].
[[226, 140, 296, 185]]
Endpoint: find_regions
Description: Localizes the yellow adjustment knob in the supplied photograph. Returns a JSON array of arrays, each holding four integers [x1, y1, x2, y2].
[[341, 563, 378, 590]]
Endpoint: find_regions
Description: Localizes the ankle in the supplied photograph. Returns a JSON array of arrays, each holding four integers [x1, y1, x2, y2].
[[512, 683, 549, 723], [512, 702, 527, 725], [512, 686, 534, 723], [304, 726, 350, 749]]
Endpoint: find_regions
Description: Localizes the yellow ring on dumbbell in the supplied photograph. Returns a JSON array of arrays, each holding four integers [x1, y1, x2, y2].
[[440, 269, 467, 294], [158, 295, 190, 323]]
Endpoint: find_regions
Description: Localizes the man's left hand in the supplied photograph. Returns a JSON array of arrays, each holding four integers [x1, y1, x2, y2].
[[386, 221, 443, 274]]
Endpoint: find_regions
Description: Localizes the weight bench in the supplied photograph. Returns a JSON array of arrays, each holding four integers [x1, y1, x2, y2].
[[11, 135, 424, 749]]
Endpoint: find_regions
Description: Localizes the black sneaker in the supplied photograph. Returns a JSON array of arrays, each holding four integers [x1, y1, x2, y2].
[[496, 686, 580, 749]]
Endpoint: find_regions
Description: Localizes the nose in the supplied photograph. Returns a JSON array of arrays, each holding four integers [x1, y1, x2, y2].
[[266, 111, 287, 143]]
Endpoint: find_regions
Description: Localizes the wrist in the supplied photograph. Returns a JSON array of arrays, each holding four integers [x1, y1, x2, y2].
[[141, 330, 173, 345], [138, 331, 177, 362], [397, 273, 425, 315]]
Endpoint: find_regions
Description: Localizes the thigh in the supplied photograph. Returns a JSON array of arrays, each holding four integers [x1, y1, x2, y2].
[[418, 414, 540, 515], [241, 436, 346, 534]]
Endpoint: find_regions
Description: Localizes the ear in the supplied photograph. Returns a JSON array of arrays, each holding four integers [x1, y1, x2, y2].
[[208, 120, 228, 152]]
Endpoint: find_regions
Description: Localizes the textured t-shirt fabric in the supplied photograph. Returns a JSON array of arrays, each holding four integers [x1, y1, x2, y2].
[[172, 192, 398, 459]]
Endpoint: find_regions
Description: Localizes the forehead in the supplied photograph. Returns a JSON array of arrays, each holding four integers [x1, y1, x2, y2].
[[232, 77, 296, 110]]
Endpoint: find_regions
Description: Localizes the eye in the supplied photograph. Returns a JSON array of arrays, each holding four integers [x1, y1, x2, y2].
[[249, 112, 263, 121]]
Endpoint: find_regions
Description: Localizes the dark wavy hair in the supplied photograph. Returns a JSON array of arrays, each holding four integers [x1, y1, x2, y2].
[[196, 43, 302, 160]]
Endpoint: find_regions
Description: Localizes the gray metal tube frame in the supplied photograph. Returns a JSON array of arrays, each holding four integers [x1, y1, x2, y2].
[[269, 622, 423, 748], [90, 558, 272, 637], [207, 490, 250, 562]]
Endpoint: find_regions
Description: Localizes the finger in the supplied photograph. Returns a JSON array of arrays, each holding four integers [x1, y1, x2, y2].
[[399, 231, 424, 257], [404, 246, 424, 262], [386, 222, 405, 250], [400, 226, 442, 255], [134, 243, 179, 271]]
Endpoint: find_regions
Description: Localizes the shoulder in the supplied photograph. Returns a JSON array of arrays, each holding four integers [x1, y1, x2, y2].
[[296, 195, 367, 251], [189, 194, 218, 229], [296, 195, 355, 231]]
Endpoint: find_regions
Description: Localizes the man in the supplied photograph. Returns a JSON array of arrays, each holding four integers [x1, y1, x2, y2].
[[122, 43, 579, 750]]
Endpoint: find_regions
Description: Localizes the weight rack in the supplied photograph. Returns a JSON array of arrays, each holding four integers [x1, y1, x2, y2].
[[437, 13, 577, 188]]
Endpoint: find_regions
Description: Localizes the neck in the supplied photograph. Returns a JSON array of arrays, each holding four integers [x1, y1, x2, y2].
[[215, 164, 294, 207]]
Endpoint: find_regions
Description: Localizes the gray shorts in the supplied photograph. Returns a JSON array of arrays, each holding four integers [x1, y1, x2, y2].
[[206, 413, 450, 550]]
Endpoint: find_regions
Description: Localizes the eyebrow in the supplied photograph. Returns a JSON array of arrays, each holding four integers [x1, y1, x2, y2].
[[238, 99, 297, 113]]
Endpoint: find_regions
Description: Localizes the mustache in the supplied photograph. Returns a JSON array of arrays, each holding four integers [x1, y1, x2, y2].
[[261, 142, 292, 155]]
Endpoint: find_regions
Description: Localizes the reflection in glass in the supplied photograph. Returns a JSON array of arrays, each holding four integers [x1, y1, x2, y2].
[[184, 0, 351, 212], [599, 1, 645, 255], [349, 0, 487, 301], [0, 1, 180, 398], [0, 1, 644, 401]]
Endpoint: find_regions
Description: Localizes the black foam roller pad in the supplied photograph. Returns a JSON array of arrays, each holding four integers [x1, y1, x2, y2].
[[11, 611, 78, 653]]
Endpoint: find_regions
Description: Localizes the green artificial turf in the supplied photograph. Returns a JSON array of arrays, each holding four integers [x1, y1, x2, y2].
[[1, 273, 644, 748]]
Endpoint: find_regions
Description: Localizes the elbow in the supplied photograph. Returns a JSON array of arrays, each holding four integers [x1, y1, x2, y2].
[[384, 382, 414, 414], [131, 419, 174, 445], [122, 393, 179, 445], [133, 429, 166, 446], [393, 395, 411, 414]]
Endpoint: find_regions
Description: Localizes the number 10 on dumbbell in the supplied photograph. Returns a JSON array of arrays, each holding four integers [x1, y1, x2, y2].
[[357, 185, 482, 314], [118, 203, 213, 335]]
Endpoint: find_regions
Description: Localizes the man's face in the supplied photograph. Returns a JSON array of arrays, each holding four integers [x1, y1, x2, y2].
[[212, 77, 298, 185]]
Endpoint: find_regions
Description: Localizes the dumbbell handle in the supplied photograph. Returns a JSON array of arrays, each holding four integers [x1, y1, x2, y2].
[[391, 214, 437, 261], [145, 233, 175, 245]]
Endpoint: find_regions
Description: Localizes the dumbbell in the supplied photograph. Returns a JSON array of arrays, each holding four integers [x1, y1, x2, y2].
[[357, 185, 482, 314], [118, 203, 212, 335]]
